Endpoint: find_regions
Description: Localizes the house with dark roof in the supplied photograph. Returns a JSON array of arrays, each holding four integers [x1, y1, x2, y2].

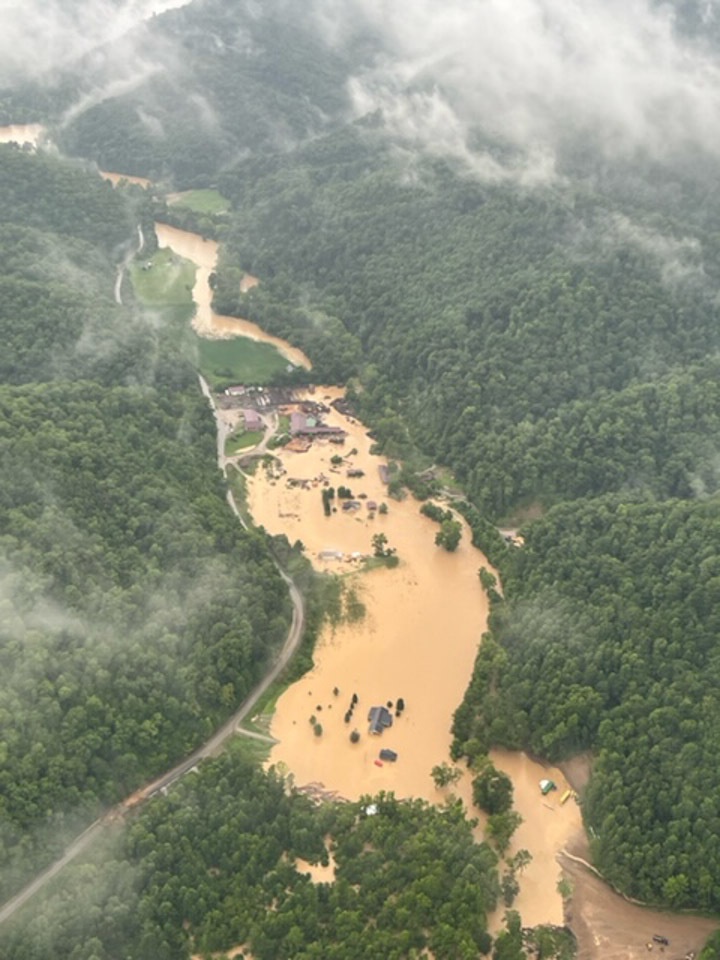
[[368, 706, 393, 735]]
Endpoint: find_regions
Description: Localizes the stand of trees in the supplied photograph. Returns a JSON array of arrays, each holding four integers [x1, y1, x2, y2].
[[0, 751, 501, 960], [213, 123, 720, 517], [0, 145, 291, 904], [453, 494, 720, 909]]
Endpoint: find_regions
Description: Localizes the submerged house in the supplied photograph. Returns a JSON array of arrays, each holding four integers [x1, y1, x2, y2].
[[368, 706, 393, 735], [290, 412, 347, 439]]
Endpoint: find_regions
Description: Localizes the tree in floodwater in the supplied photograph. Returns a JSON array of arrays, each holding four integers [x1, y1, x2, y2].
[[472, 762, 513, 815], [431, 763, 463, 788], [372, 532, 397, 565], [435, 518, 462, 552]]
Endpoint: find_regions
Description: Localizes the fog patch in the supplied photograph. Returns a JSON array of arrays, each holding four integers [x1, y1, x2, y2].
[[315, 0, 720, 175], [0, 0, 189, 85], [605, 213, 707, 287], [349, 77, 559, 184]]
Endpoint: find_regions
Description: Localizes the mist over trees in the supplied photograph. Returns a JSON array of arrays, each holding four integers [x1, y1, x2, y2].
[[0, 752, 501, 960], [2, 0, 720, 948], [0, 140, 292, 903]]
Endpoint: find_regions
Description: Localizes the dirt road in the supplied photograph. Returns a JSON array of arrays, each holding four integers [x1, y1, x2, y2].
[[561, 845, 717, 960]]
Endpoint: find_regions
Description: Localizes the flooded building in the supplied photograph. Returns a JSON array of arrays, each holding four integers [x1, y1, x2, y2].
[[368, 706, 393, 735]]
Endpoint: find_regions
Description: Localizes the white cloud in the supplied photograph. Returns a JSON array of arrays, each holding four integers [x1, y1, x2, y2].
[[606, 213, 707, 286], [314, 0, 720, 175], [0, 0, 189, 83]]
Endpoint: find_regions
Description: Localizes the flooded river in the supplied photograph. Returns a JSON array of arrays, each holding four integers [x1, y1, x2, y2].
[[247, 390, 583, 928], [2, 126, 702, 955], [100, 170, 153, 189], [154, 222, 311, 369]]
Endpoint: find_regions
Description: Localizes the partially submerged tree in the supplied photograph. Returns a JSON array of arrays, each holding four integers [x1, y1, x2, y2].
[[431, 763, 463, 789], [435, 518, 462, 552]]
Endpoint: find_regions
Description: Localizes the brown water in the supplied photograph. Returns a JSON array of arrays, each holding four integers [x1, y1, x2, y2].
[[100, 170, 153, 189], [154, 222, 311, 369], [247, 390, 582, 927], [0, 124, 44, 148]]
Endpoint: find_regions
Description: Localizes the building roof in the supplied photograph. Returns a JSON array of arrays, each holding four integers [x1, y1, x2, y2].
[[368, 705, 393, 735], [242, 409, 262, 428]]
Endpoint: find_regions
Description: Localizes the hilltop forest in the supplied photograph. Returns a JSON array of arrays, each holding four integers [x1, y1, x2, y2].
[[0, 143, 292, 904], [215, 127, 720, 908], [2, 0, 720, 953]]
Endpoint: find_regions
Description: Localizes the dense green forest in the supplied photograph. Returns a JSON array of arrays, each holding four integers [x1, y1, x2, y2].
[[3, 0, 720, 949], [0, 0, 361, 185], [208, 66, 720, 924], [0, 142, 292, 903], [453, 495, 720, 909], [212, 124, 720, 515], [0, 750, 503, 960]]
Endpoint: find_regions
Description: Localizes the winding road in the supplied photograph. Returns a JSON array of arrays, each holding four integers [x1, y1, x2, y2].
[[114, 224, 145, 305], [0, 375, 305, 926]]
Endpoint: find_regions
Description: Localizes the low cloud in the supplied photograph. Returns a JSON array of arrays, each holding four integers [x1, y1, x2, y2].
[[0, 0, 189, 85], [315, 0, 720, 178], [606, 213, 707, 287]]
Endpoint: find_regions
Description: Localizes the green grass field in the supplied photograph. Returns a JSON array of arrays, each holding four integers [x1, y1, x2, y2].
[[168, 188, 229, 215], [198, 337, 289, 389], [131, 240, 288, 384], [130, 248, 196, 306], [225, 429, 264, 456]]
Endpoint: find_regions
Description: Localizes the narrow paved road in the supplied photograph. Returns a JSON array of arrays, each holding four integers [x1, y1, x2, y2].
[[0, 378, 304, 927], [114, 224, 144, 305]]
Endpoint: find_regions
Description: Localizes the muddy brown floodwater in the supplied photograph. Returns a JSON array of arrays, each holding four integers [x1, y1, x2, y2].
[[4, 134, 711, 954], [246, 389, 583, 930], [153, 222, 312, 369], [100, 170, 153, 189]]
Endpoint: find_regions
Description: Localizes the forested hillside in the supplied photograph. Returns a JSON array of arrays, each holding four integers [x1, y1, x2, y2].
[[0, 751, 502, 960], [0, 143, 292, 902], [4, 0, 720, 945], [453, 496, 720, 907], [214, 126, 720, 911], [0, 0, 361, 185], [213, 124, 720, 516]]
